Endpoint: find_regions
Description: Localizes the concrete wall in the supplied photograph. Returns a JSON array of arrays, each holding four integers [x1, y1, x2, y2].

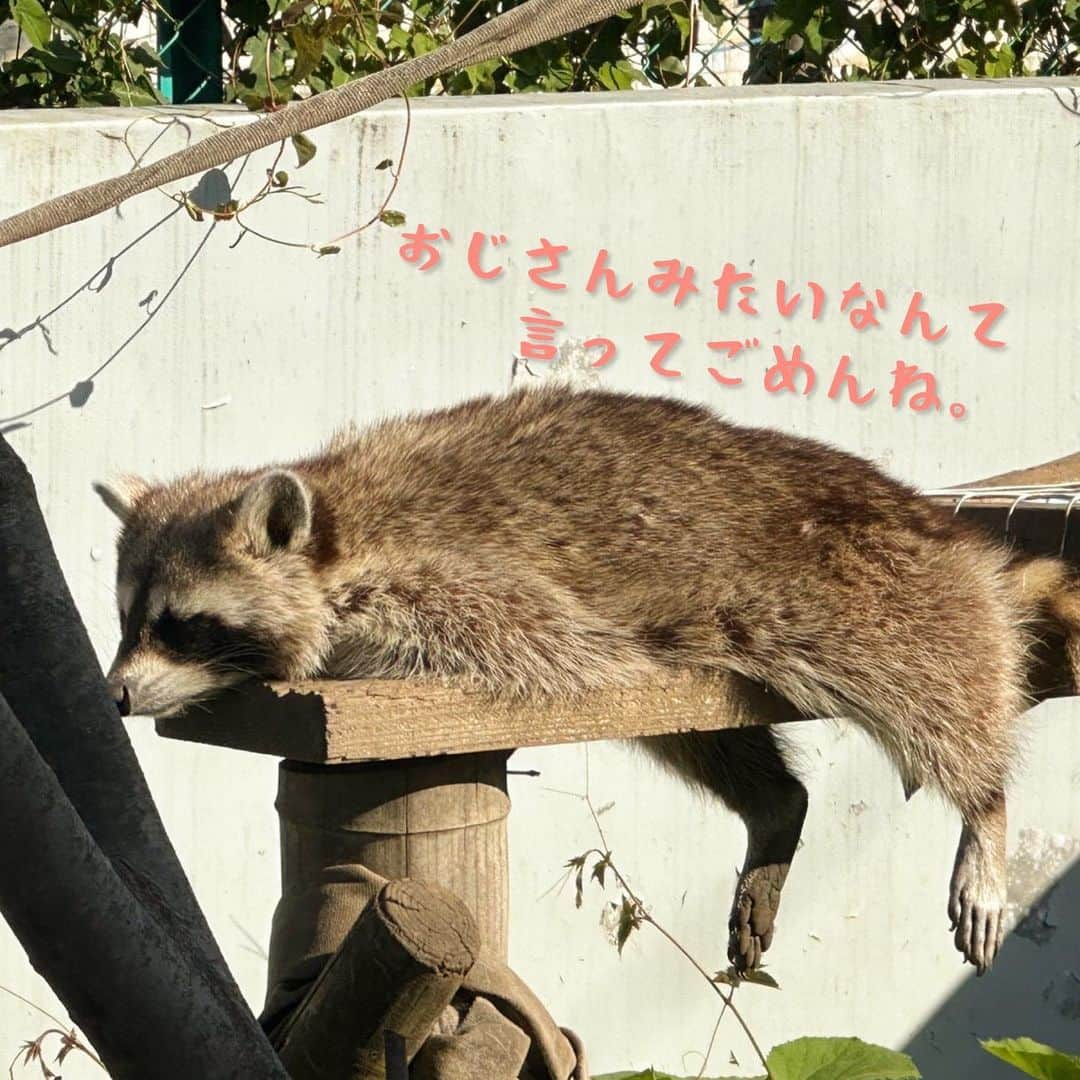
[[2, 79, 1079, 1078]]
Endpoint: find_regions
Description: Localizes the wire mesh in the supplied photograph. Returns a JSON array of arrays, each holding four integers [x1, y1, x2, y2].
[[2, 0, 1077, 109]]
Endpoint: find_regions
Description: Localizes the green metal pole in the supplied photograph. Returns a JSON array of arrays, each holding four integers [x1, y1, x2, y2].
[[157, 0, 222, 104]]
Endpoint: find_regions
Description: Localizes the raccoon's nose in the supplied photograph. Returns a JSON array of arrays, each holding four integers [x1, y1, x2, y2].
[[114, 685, 131, 717]]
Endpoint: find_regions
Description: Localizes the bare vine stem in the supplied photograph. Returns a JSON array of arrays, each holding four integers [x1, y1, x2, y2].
[[324, 91, 412, 247], [573, 793, 774, 1078], [0, 985, 103, 1078]]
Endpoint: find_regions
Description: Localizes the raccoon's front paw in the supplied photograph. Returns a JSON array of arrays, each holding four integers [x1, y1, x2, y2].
[[727, 864, 785, 972]]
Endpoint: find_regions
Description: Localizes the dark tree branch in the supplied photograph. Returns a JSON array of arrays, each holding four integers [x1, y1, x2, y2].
[[0, 435, 212, 953], [0, 434, 286, 1076], [0, 692, 287, 1078]]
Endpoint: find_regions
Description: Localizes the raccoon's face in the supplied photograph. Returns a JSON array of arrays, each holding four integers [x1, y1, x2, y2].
[[94, 470, 331, 718]]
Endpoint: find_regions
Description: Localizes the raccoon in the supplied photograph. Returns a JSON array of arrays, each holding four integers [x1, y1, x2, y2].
[[94, 384, 1080, 977]]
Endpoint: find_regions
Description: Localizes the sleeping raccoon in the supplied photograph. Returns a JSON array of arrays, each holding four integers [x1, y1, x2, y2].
[[94, 384, 1080, 977]]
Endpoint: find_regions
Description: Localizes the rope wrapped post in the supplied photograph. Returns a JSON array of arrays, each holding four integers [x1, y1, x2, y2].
[[272, 878, 480, 1079]]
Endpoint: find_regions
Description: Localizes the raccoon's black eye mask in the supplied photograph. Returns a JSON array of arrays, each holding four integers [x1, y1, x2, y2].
[[154, 609, 270, 671]]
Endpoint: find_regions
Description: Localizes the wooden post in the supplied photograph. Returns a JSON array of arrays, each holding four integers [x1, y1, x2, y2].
[[267, 750, 512, 1015]]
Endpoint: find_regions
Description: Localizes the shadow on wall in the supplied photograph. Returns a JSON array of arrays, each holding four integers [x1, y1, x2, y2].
[[904, 850, 1080, 1080], [0, 167, 240, 434]]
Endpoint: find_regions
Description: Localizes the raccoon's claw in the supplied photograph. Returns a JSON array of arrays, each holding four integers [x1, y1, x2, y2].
[[950, 890, 1004, 975], [727, 864, 784, 972], [949, 868, 1006, 975]]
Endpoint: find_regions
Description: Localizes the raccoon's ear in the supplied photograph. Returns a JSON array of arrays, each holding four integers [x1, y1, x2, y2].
[[237, 470, 312, 556], [92, 476, 150, 522]]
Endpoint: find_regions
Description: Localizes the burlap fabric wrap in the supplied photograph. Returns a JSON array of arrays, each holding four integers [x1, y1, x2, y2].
[[1, 0, 647, 248], [259, 764, 587, 1080]]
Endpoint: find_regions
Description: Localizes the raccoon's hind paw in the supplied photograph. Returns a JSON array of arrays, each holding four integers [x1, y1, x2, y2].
[[949, 887, 1005, 976], [948, 821, 1007, 976], [727, 863, 785, 972]]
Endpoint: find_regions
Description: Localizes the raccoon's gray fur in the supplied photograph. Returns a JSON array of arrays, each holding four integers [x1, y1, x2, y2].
[[95, 384, 1080, 977]]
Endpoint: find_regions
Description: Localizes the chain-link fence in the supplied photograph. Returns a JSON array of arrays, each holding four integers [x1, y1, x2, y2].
[[2, 0, 1077, 108], [0, 0, 769, 106]]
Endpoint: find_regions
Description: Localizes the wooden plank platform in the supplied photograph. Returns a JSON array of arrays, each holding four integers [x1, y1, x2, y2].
[[155, 671, 804, 764]]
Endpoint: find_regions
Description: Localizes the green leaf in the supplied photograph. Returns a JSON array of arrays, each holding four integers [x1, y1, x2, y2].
[[980, 1038, 1080, 1079], [595, 1071, 753, 1080], [766, 1037, 921, 1079], [761, 13, 795, 42], [597, 58, 640, 89], [988, 42, 1015, 76], [35, 40, 81, 74], [564, 854, 587, 908], [11, 0, 50, 50], [712, 964, 781, 990], [115, 84, 161, 106], [288, 24, 325, 83], [292, 132, 317, 167], [378, 209, 406, 227], [615, 895, 642, 954], [128, 43, 163, 68], [590, 853, 611, 889]]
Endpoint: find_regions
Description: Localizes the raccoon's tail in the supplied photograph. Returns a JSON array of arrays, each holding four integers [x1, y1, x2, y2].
[[1008, 553, 1080, 694]]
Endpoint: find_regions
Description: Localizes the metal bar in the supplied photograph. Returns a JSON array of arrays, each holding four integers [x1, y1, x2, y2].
[[157, 0, 222, 104]]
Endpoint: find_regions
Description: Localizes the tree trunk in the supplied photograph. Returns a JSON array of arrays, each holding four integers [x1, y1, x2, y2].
[[0, 434, 287, 1078], [0, 693, 288, 1077]]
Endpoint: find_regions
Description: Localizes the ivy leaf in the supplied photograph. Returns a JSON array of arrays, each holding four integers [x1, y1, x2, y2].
[[288, 24, 324, 82], [986, 42, 1015, 76], [12, 0, 50, 49], [292, 132, 317, 167], [980, 1038, 1080, 1079], [761, 13, 795, 42], [379, 209, 406, 227], [765, 1037, 921, 1079], [803, 15, 824, 52]]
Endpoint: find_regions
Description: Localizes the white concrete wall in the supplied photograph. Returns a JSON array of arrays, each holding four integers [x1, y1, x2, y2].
[[2, 79, 1079, 1078]]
